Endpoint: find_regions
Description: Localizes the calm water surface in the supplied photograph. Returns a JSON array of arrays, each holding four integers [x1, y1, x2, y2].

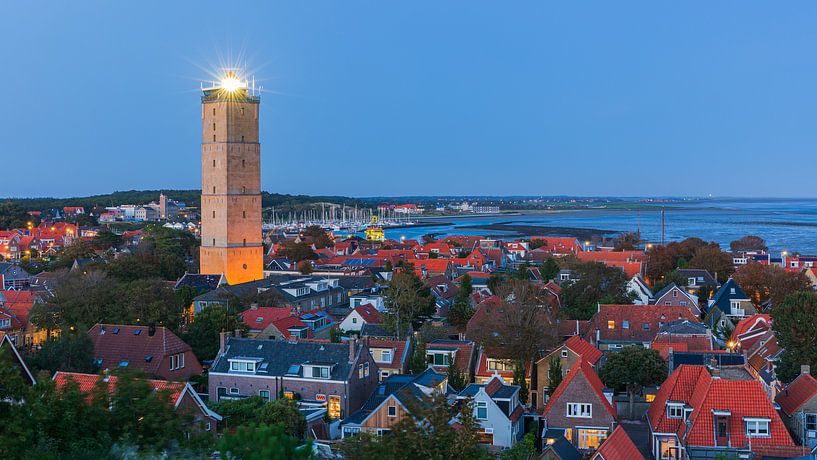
[[377, 199, 817, 254]]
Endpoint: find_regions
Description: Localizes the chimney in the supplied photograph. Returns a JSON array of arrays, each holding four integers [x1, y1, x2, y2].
[[349, 338, 357, 362], [802, 365, 811, 376], [219, 331, 228, 355]]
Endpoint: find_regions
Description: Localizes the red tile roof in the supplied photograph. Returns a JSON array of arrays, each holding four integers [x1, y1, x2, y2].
[[88, 324, 195, 375], [592, 425, 644, 460], [543, 360, 615, 419], [367, 339, 409, 369], [776, 372, 817, 416], [648, 365, 794, 449], [484, 376, 504, 397], [475, 348, 530, 380], [0, 290, 38, 329], [354, 304, 382, 325], [563, 335, 603, 365], [410, 259, 452, 275], [53, 371, 185, 403], [427, 340, 475, 376], [585, 304, 699, 344], [558, 319, 590, 338], [241, 307, 295, 331], [271, 316, 313, 339], [730, 314, 772, 344]]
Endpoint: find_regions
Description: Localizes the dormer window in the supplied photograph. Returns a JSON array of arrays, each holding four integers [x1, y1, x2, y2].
[[561, 349, 569, 359], [688, 277, 696, 285], [229, 359, 259, 373], [312, 366, 330, 379], [667, 403, 683, 419], [745, 418, 771, 437]]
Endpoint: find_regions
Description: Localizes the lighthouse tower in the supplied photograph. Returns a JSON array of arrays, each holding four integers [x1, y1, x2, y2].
[[199, 70, 264, 284]]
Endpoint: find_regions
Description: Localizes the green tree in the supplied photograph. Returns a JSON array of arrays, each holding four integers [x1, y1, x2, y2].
[[409, 339, 428, 374], [448, 274, 474, 329], [539, 257, 560, 281], [384, 267, 435, 338], [259, 399, 307, 439], [446, 353, 468, 392], [0, 201, 32, 230], [218, 423, 311, 460], [92, 230, 122, 250], [561, 262, 633, 320], [50, 239, 97, 270], [182, 305, 247, 361], [501, 432, 537, 460], [515, 262, 530, 281], [547, 357, 563, 397], [513, 359, 529, 405], [651, 270, 690, 294], [296, 260, 313, 275], [28, 332, 97, 375], [734, 263, 811, 307], [729, 235, 768, 253], [612, 232, 641, 251], [772, 292, 817, 383], [599, 347, 667, 418], [276, 241, 317, 263], [689, 243, 734, 283]]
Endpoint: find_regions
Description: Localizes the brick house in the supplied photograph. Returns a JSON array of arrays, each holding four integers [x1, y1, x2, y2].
[[647, 364, 795, 460], [584, 304, 700, 351], [340, 368, 447, 437], [542, 361, 616, 451], [53, 371, 222, 433], [775, 366, 817, 450], [208, 337, 379, 422], [651, 283, 700, 316], [534, 335, 603, 410], [88, 324, 203, 381]]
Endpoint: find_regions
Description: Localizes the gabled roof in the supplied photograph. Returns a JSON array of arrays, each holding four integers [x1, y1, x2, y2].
[[353, 304, 382, 325], [592, 425, 644, 460], [174, 273, 225, 291], [342, 368, 447, 426], [563, 335, 603, 365], [426, 339, 475, 375], [586, 304, 700, 344], [53, 371, 221, 421], [675, 269, 717, 286], [709, 278, 751, 315], [542, 360, 615, 419], [648, 365, 794, 448], [88, 324, 195, 375], [652, 283, 696, 304], [241, 307, 295, 331], [367, 338, 410, 369], [776, 372, 817, 416], [0, 334, 36, 385], [542, 429, 582, 460]]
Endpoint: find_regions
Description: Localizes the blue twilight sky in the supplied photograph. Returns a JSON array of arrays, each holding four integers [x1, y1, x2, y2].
[[2, 2, 817, 198]]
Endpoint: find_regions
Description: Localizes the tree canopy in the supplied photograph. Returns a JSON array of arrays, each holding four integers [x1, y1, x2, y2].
[[561, 261, 633, 320], [772, 292, 817, 383]]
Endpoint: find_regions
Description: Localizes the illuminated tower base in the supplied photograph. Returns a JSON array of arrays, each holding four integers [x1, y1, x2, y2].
[[199, 70, 264, 285]]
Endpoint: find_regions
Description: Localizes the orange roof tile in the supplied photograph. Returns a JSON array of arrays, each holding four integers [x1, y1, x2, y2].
[[593, 426, 644, 460]]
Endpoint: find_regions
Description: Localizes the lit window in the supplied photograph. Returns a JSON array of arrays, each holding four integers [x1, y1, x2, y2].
[[328, 395, 341, 419], [607, 321, 615, 330], [578, 429, 606, 449], [622, 321, 630, 329]]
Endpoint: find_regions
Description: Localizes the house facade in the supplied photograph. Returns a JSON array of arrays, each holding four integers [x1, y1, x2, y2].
[[88, 324, 202, 381], [776, 366, 817, 450], [534, 335, 603, 410], [457, 376, 524, 448], [542, 361, 617, 451], [208, 337, 379, 422]]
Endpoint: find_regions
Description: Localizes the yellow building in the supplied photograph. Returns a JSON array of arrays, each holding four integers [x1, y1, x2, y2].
[[364, 216, 385, 242], [199, 71, 264, 285]]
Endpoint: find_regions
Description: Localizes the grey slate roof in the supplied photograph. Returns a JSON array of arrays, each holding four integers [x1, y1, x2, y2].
[[342, 368, 446, 426], [658, 319, 709, 335], [709, 278, 751, 315], [174, 273, 223, 291], [212, 337, 355, 381], [360, 323, 394, 339], [0, 263, 32, 281], [542, 429, 581, 460], [675, 269, 717, 286]]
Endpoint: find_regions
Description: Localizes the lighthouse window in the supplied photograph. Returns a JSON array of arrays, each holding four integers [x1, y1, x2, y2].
[[213, 123, 216, 131], [243, 238, 246, 246], [213, 186, 216, 194], [213, 135, 216, 142], [212, 211, 215, 218], [241, 135, 245, 142], [212, 108, 215, 115], [243, 211, 246, 218], [242, 159, 245, 167], [241, 107, 245, 116], [213, 159, 216, 167]]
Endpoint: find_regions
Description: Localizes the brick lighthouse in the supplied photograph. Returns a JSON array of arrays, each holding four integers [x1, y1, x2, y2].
[[199, 70, 264, 284]]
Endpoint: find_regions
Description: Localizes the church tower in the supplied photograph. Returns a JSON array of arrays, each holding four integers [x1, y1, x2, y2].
[[199, 70, 264, 284]]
